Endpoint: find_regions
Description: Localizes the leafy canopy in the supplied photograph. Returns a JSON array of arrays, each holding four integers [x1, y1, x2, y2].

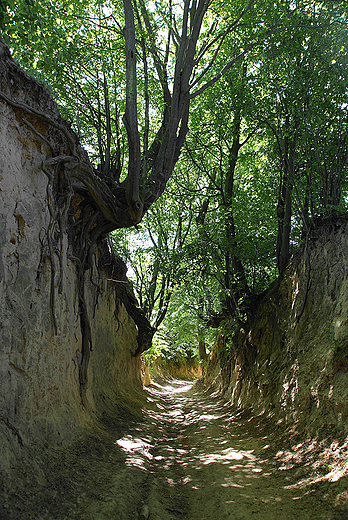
[[1, 0, 348, 358]]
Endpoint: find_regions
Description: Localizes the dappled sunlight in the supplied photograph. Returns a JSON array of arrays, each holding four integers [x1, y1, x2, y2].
[[282, 459, 348, 489], [115, 435, 154, 469], [113, 378, 348, 518], [162, 382, 194, 394], [199, 447, 256, 465], [150, 379, 194, 395]]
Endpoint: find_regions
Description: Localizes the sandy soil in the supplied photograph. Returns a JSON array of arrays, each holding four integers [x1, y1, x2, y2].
[[3, 378, 348, 519]]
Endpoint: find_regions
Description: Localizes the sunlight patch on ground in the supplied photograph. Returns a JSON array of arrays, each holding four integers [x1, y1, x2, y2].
[[276, 437, 348, 492], [284, 462, 348, 490], [221, 481, 245, 488], [199, 447, 256, 465], [115, 435, 154, 468], [328, 463, 348, 482], [198, 413, 224, 421], [162, 382, 194, 394]]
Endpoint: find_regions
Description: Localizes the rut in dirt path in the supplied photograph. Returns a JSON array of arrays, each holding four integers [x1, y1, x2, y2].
[[115, 379, 348, 520]]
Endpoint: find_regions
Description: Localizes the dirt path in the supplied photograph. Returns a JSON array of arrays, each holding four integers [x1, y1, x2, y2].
[[113, 379, 348, 520], [6, 379, 348, 519]]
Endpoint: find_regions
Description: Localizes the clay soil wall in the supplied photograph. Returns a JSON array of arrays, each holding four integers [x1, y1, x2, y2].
[[204, 218, 348, 440]]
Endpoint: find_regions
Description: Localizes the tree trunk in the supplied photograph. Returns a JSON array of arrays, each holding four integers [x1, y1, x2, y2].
[[276, 131, 296, 273], [122, 0, 143, 222], [223, 79, 250, 312], [198, 338, 208, 361]]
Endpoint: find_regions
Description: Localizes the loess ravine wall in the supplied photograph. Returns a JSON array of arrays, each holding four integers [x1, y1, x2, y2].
[[0, 41, 143, 485], [204, 218, 348, 439]]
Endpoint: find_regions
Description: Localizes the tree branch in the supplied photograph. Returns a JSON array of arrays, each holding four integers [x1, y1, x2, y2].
[[123, 0, 143, 222]]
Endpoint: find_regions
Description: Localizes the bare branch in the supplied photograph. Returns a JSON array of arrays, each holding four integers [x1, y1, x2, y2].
[[190, 27, 230, 90], [192, 0, 254, 85], [190, 43, 255, 99], [194, 18, 219, 64], [137, 0, 172, 106], [190, 21, 307, 99]]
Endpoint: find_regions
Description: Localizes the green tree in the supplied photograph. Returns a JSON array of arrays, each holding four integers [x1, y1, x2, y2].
[[113, 187, 194, 332], [2, 0, 348, 361], [255, 2, 348, 271], [1, 0, 259, 232]]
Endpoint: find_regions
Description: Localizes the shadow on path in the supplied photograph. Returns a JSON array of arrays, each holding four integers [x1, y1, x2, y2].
[[114, 379, 348, 520], [7, 378, 347, 519]]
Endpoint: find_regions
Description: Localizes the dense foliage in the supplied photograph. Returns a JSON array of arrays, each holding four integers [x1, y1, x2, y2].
[[1, 0, 348, 360]]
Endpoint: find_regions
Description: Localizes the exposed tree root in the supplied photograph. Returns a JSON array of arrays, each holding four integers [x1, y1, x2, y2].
[[0, 88, 154, 401]]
